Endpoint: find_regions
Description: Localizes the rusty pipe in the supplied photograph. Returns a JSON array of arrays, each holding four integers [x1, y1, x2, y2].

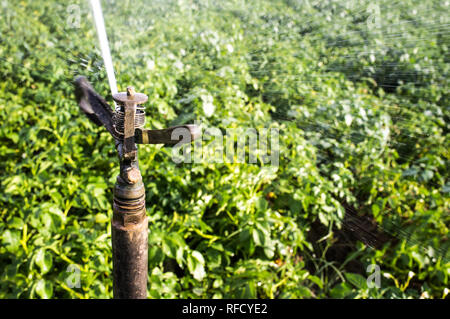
[[111, 88, 148, 299], [111, 167, 148, 299]]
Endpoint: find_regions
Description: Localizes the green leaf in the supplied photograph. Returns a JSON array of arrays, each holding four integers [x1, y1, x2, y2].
[[8, 217, 24, 229], [193, 263, 206, 281], [296, 286, 313, 298], [94, 213, 109, 223], [191, 250, 205, 265], [252, 228, 265, 246], [3, 175, 23, 195], [186, 251, 206, 281], [213, 278, 223, 288], [371, 204, 380, 216], [330, 282, 353, 298], [162, 237, 177, 259], [2, 230, 20, 253], [35, 279, 53, 299], [35, 249, 53, 274], [176, 247, 185, 266], [238, 281, 256, 298], [345, 273, 367, 289], [318, 211, 329, 227], [264, 239, 275, 259], [420, 170, 434, 182], [256, 197, 268, 212], [309, 275, 323, 289]]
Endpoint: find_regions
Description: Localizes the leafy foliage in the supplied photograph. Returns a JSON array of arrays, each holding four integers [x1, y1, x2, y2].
[[0, 0, 448, 299]]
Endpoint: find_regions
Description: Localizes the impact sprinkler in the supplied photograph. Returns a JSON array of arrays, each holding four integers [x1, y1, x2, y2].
[[74, 76, 200, 299]]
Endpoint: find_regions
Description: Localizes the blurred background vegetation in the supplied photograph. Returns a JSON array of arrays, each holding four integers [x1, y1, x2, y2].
[[0, 0, 448, 298]]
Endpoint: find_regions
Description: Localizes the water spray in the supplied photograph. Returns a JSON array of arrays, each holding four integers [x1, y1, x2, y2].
[[89, 0, 117, 96]]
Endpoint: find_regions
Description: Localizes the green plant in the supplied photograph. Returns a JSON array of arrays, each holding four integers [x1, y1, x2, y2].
[[0, 0, 448, 299]]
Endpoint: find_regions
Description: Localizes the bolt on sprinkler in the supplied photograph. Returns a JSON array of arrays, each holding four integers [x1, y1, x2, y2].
[[74, 76, 200, 299]]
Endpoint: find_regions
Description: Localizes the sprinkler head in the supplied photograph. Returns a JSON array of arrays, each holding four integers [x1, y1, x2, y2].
[[112, 88, 148, 105], [74, 76, 200, 148]]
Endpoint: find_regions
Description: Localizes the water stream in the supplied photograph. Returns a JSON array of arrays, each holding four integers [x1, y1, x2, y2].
[[89, 0, 118, 97]]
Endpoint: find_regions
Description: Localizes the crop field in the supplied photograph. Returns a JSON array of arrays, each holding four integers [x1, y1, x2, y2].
[[0, 0, 449, 299]]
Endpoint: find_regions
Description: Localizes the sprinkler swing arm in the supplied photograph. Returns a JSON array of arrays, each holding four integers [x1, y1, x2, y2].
[[74, 76, 200, 149], [74, 76, 200, 183], [74, 76, 200, 298]]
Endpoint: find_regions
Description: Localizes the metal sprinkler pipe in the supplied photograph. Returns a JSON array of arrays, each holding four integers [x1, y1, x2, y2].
[[110, 86, 148, 298], [74, 77, 200, 299]]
